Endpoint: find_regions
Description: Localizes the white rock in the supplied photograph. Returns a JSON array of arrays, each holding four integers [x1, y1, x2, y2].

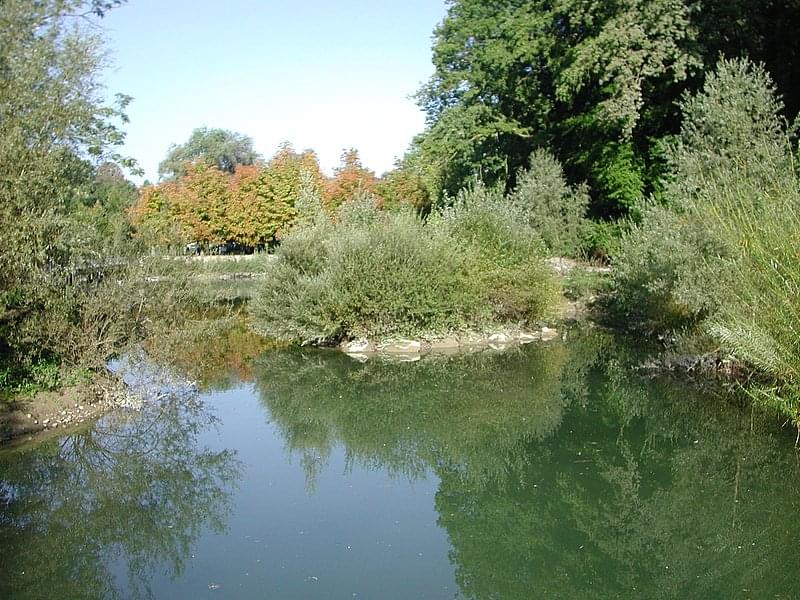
[[379, 339, 422, 353], [540, 327, 559, 341], [342, 339, 372, 353], [518, 331, 541, 344], [488, 333, 511, 344]]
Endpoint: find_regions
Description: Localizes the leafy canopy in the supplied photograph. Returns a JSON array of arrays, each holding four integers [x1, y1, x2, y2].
[[158, 127, 260, 179]]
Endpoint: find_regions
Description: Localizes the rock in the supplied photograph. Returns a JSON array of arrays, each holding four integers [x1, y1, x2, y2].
[[517, 331, 541, 344], [378, 339, 422, 353], [540, 327, 559, 341], [488, 333, 515, 350], [429, 337, 460, 350], [341, 338, 373, 353], [487, 333, 511, 344]]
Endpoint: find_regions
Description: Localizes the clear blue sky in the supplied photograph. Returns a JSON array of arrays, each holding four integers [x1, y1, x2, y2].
[[100, 0, 447, 182]]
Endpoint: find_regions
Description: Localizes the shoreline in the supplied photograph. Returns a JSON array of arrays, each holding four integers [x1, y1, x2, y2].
[[0, 373, 129, 449]]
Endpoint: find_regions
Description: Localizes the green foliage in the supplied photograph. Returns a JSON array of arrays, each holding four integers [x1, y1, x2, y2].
[[158, 126, 259, 179], [411, 0, 800, 215], [509, 149, 591, 257], [375, 161, 431, 213], [250, 191, 557, 343], [412, 0, 698, 211], [0, 1, 197, 396], [609, 203, 722, 331], [579, 219, 622, 260], [610, 57, 800, 424]]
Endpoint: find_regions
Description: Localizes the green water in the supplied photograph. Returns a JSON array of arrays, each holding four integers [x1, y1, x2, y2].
[[1, 327, 799, 599]]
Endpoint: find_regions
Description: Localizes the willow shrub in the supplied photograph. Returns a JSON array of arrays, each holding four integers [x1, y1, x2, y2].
[[508, 149, 591, 258], [610, 58, 800, 426], [250, 191, 557, 344]]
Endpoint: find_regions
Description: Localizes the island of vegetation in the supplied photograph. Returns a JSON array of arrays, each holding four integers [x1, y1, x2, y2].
[[2, 0, 800, 441]]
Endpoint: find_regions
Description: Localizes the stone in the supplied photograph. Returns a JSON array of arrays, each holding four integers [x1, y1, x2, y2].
[[487, 333, 511, 344], [341, 338, 373, 353], [540, 327, 559, 341], [378, 339, 422, 353], [429, 337, 460, 350], [517, 331, 541, 344]]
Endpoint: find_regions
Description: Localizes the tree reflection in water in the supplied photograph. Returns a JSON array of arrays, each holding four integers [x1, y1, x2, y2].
[[254, 328, 800, 599], [0, 391, 240, 600]]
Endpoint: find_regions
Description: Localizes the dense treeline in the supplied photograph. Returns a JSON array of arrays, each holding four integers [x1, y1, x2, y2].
[[408, 0, 800, 217]]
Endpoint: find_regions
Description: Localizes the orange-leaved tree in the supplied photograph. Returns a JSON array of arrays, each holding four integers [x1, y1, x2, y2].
[[169, 162, 230, 246], [228, 144, 325, 246], [324, 148, 379, 211], [128, 182, 186, 246]]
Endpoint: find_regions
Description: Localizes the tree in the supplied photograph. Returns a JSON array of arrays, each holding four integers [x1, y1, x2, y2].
[[158, 127, 259, 179], [324, 149, 378, 210], [414, 0, 800, 215], [376, 160, 431, 212], [132, 144, 325, 249], [0, 0, 141, 386]]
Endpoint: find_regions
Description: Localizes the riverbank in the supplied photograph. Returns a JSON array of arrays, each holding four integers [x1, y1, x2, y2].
[[0, 373, 131, 447]]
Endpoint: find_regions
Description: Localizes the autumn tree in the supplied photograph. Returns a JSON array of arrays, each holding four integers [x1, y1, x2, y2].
[[128, 183, 183, 246], [324, 149, 378, 211], [132, 143, 327, 249]]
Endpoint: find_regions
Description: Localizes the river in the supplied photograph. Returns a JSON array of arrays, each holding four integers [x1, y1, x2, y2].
[[1, 325, 798, 599]]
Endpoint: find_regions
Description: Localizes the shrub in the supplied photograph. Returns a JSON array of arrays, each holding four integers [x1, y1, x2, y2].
[[509, 149, 591, 257], [609, 58, 784, 334], [609, 203, 724, 331], [250, 191, 557, 344], [610, 57, 800, 426]]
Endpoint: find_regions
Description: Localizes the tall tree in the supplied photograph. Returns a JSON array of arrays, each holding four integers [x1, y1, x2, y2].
[[324, 149, 378, 211], [158, 127, 259, 179], [0, 0, 137, 380], [415, 0, 800, 215]]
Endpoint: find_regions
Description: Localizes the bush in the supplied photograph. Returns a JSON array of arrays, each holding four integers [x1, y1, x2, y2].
[[509, 149, 591, 257], [610, 57, 800, 425], [609, 58, 784, 334], [250, 192, 558, 343], [609, 203, 724, 331]]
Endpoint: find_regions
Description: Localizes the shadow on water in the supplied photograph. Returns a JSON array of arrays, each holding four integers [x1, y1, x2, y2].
[[253, 328, 800, 599], [0, 390, 240, 600]]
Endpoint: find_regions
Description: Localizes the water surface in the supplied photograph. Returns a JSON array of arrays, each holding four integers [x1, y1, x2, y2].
[[2, 328, 799, 599]]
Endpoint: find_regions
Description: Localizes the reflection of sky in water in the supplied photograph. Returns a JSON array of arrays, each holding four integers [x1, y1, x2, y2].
[[124, 385, 455, 599]]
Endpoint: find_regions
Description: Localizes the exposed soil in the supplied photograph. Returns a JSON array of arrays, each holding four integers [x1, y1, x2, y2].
[[0, 375, 126, 448]]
